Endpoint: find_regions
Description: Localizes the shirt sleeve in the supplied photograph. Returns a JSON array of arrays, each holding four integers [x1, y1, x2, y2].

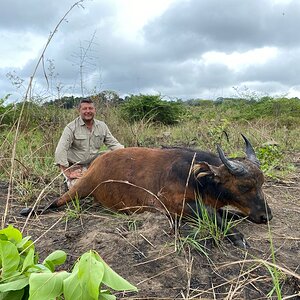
[[54, 126, 74, 167], [103, 123, 124, 150]]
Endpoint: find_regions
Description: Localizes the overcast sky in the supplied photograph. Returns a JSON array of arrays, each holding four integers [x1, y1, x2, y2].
[[1, 0, 300, 103]]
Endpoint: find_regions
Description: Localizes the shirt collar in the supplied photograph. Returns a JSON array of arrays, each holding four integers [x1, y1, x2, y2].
[[79, 116, 95, 127], [79, 116, 86, 126]]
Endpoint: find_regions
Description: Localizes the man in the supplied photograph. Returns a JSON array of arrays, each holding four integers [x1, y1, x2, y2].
[[55, 98, 124, 188]]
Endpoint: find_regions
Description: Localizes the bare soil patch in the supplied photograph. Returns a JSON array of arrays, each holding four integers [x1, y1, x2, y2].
[[1, 154, 300, 299]]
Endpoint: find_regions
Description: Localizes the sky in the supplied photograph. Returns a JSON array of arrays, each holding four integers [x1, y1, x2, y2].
[[1, 0, 300, 103]]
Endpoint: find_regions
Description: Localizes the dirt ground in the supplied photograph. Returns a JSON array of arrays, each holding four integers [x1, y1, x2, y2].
[[1, 154, 300, 299]]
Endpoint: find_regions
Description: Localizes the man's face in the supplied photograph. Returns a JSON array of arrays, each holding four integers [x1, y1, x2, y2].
[[79, 102, 96, 122]]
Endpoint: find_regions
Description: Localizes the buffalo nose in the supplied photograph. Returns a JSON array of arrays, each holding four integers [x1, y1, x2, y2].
[[260, 213, 273, 223]]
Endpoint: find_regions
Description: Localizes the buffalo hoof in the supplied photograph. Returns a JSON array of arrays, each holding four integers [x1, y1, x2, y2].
[[227, 232, 250, 249], [233, 237, 250, 249], [20, 207, 33, 217]]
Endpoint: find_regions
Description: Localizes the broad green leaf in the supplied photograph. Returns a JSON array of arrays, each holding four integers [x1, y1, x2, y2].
[[63, 269, 94, 300], [43, 250, 67, 272], [0, 277, 28, 292], [77, 251, 105, 299], [94, 252, 137, 292], [99, 290, 116, 300], [0, 240, 20, 279], [17, 236, 34, 253], [28, 271, 69, 300], [26, 264, 52, 274], [0, 226, 22, 244], [0, 234, 8, 241], [21, 248, 35, 273], [0, 289, 24, 300]]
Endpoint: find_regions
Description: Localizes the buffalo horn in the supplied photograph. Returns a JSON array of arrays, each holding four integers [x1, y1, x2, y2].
[[217, 145, 246, 175], [241, 134, 260, 166]]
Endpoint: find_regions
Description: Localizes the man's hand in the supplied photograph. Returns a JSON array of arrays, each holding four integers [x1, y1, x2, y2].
[[60, 165, 83, 179], [68, 169, 83, 179]]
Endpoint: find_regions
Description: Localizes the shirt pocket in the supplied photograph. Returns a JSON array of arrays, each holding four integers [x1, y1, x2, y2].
[[74, 133, 88, 150], [92, 131, 105, 149]]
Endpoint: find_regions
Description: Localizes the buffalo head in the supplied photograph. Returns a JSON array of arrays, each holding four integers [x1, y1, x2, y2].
[[194, 135, 273, 224]]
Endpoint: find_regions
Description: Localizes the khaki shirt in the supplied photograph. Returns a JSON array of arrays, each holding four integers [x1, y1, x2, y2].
[[55, 116, 124, 167]]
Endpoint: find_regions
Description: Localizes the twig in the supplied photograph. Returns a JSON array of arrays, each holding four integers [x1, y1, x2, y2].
[[133, 250, 176, 267], [116, 227, 147, 259], [139, 233, 155, 248], [137, 265, 183, 285], [2, 0, 85, 229]]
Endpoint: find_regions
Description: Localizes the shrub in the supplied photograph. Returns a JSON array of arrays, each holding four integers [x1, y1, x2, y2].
[[0, 95, 17, 127], [120, 94, 184, 125]]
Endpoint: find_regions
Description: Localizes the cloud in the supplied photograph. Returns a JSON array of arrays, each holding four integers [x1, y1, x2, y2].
[[1, 0, 300, 102]]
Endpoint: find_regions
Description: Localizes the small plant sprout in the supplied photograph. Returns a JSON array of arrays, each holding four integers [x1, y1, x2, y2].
[[65, 193, 82, 221]]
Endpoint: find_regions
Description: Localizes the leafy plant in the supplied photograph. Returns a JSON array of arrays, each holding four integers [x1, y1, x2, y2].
[[206, 118, 230, 148], [0, 225, 137, 300], [0, 95, 17, 127], [257, 144, 283, 173], [120, 94, 184, 125]]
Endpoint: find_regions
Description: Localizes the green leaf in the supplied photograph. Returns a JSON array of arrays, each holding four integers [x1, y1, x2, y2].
[[0, 240, 20, 279], [0, 226, 22, 244], [27, 264, 52, 274], [99, 290, 116, 300], [0, 277, 28, 292], [63, 251, 104, 300], [43, 250, 67, 272], [0, 234, 8, 241], [94, 252, 137, 292], [28, 271, 69, 300], [17, 236, 34, 253], [0, 289, 25, 300], [21, 248, 35, 273], [77, 251, 105, 299], [63, 269, 94, 300]]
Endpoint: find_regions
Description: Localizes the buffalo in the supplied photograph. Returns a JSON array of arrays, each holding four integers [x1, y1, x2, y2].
[[21, 134, 272, 248]]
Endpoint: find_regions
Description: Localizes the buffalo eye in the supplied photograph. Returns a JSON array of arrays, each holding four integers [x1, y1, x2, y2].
[[238, 185, 252, 193]]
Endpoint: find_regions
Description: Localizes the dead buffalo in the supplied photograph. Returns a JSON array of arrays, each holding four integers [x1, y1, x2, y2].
[[21, 135, 272, 248]]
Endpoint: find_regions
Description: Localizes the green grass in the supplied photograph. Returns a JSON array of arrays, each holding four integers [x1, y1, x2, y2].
[[1, 99, 299, 205], [177, 200, 243, 257]]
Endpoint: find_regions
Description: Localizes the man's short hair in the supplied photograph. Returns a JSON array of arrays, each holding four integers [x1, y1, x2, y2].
[[78, 98, 94, 108]]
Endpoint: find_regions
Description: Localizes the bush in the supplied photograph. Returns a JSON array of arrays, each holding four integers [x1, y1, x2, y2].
[[120, 94, 184, 125], [0, 95, 17, 127]]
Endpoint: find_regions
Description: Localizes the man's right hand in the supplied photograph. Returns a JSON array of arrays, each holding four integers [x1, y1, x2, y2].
[[60, 165, 83, 179], [68, 169, 83, 179]]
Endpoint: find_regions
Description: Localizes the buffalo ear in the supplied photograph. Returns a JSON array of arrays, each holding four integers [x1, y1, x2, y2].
[[193, 162, 220, 178]]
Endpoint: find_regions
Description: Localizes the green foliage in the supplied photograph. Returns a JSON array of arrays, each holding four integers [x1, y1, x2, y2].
[[179, 200, 241, 256], [185, 96, 300, 128], [120, 94, 184, 125], [257, 144, 283, 174], [1, 93, 299, 195], [206, 118, 230, 148], [233, 97, 300, 124], [0, 225, 137, 300], [65, 195, 82, 221], [45, 91, 122, 110], [0, 95, 17, 127]]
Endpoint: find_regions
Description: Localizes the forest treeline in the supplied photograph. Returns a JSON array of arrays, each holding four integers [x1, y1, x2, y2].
[[1, 92, 300, 129]]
